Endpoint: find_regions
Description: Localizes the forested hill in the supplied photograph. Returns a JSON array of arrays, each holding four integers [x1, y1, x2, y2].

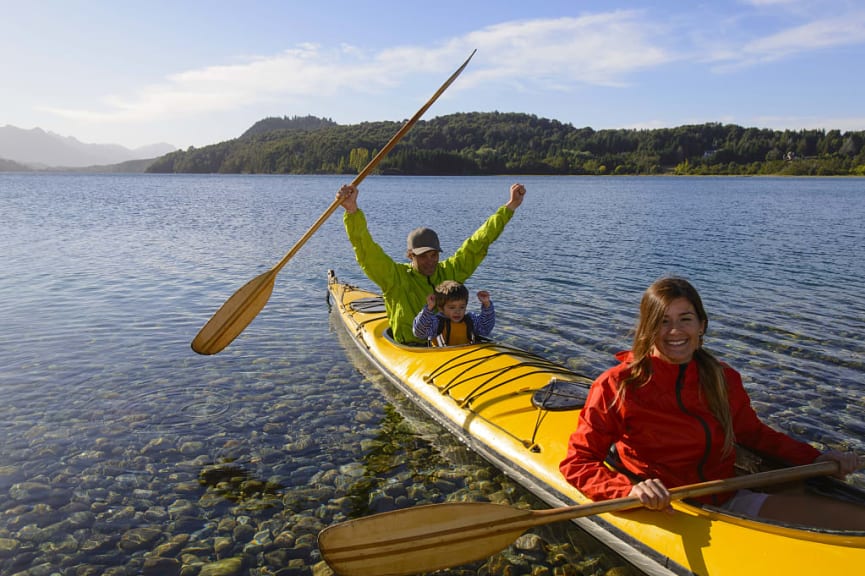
[[240, 114, 338, 138], [146, 112, 865, 176]]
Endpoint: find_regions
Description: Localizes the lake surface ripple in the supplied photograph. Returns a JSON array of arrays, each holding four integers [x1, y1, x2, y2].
[[1, 174, 863, 575]]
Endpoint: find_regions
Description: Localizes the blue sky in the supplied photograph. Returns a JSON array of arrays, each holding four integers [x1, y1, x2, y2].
[[2, 0, 864, 149]]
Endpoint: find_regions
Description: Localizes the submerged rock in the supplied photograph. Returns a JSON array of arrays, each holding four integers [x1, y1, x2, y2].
[[198, 556, 243, 576], [117, 526, 162, 553], [142, 556, 181, 576]]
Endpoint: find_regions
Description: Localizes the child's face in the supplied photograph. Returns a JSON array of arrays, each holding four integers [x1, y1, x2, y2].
[[441, 299, 468, 323]]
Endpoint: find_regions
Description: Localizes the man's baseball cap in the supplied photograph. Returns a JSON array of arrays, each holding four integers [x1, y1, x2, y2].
[[407, 227, 441, 255]]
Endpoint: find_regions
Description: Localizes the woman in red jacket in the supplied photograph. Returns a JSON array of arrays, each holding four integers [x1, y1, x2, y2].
[[559, 276, 865, 529]]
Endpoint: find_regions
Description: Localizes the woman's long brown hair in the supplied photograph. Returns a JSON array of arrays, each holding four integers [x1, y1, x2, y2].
[[619, 277, 734, 454]]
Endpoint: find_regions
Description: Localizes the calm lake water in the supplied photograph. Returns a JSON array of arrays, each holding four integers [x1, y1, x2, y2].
[[1, 173, 864, 575]]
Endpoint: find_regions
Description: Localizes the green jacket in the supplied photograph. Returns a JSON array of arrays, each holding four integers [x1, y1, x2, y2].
[[344, 206, 515, 343]]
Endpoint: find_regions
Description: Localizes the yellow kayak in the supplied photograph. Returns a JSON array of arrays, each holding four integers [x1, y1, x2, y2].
[[326, 270, 865, 576]]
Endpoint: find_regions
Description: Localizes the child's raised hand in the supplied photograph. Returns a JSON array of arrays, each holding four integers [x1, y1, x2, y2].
[[477, 290, 491, 307], [426, 293, 437, 310]]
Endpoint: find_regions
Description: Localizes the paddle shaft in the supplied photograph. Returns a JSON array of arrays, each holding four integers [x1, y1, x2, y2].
[[529, 458, 847, 527], [191, 50, 476, 355], [319, 458, 860, 575]]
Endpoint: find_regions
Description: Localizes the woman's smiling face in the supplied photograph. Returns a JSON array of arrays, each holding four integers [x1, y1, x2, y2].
[[652, 297, 706, 364]]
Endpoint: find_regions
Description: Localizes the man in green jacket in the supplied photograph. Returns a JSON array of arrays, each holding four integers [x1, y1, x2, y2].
[[336, 182, 526, 344]]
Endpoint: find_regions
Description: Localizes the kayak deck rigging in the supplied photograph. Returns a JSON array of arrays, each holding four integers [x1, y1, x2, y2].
[[336, 281, 593, 454]]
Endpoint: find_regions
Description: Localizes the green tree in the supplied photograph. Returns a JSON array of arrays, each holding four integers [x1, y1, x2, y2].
[[348, 147, 371, 172]]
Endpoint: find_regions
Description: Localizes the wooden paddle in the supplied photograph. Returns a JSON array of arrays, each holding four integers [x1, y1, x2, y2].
[[191, 50, 477, 355], [318, 459, 858, 576]]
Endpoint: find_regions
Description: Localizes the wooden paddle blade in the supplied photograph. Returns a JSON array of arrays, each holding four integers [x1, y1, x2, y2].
[[191, 269, 276, 355], [318, 459, 861, 575], [318, 502, 532, 576]]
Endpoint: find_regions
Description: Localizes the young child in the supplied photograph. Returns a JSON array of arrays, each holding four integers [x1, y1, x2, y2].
[[412, 280, 495, 347]]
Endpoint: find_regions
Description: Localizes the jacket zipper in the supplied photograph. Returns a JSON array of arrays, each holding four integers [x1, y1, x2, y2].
[[675, 363, 714, 494]]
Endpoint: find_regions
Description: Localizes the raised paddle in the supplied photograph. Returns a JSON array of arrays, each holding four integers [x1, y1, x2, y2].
[[191, 50, 477, 355], [318, 458, 861, 576]]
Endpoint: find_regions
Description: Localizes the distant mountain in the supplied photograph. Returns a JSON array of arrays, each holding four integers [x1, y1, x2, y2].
[[0, 125, 176, 168], [0, 157, 32, 172], [63, 157, 159, 173]]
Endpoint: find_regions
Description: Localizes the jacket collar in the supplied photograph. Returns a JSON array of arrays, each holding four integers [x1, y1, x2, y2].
[[615, 350, 696, 375]]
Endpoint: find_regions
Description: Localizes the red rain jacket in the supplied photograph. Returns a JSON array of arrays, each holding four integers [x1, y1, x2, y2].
[[560, 351, 821, 505]]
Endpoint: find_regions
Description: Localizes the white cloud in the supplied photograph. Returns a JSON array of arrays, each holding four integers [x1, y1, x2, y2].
[[39, 44, 391, 123], [462, 12, 674, 89], [38, 12, 674, 127], [710, 10, 865, 69], [745, 14, 865, 59]]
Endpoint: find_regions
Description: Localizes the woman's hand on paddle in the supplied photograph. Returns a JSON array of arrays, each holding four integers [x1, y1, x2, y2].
[[629, 478, 672, 512], [505, 183, 525, 211], [337, 185, 358, 213], [816, 450, 860, 478]]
